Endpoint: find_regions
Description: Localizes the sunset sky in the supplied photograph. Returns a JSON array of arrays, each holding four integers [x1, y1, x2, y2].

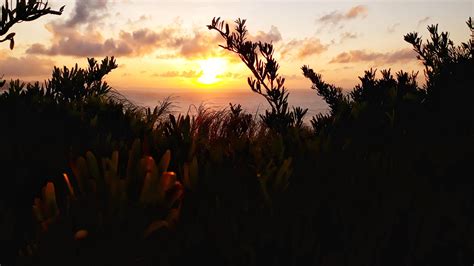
[[0, 0, 472, 93]]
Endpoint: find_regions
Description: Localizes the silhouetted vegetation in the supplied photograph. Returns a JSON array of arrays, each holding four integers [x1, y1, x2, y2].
[[0, 0, 64, 48], [0, 17, 473, 266], [0, 0, 64, 86], [208, 17, 308, 132]]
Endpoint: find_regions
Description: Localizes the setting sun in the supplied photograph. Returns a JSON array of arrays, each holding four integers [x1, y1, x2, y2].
[[197, 58, 227, 85]]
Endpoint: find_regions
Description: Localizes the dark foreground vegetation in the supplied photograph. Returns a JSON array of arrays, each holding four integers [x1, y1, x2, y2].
[[0, 14, 473, 266]]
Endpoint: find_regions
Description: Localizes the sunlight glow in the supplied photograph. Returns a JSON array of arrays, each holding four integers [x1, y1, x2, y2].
[[197, 58, 227, 85]]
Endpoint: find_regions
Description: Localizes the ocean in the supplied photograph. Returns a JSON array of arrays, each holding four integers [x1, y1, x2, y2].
[[0, 86, 330, 123], [118, 88, 329, 122]]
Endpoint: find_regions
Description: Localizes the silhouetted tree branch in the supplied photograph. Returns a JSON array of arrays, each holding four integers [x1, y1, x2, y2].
[[0, 0, 64, 49], [208, 17, 307, 131], [0, 1, 64, 87], [301, 65, 345, 113]]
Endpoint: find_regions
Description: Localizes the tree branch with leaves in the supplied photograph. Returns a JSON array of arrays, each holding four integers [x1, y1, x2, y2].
[[0, 0, 64, 49], [0, 1, 64, 87], [207, 17, 307, 131]]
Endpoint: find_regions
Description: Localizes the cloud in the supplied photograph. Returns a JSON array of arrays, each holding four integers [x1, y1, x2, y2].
[[417, 16, 430, 28], [25, 2, 280, 61], [252, 26, 282, 43], [26, 0, 121, 57], [339, 32, 358, 43], [0, 55, 54, 77], [280, 37, 328, 59], [126, 15, 151, 27], [26, 25, 168, 56], [345, 5, 368, 19], [174, 30, 223, 59], [26, 22, 226, 59], [329, 48, 416, 64], [317, 5, 368, 27], [65, 0, 109, 28], [28, 5, 284, 60], [387, 23, 400, 33], [157, 25, 282, 60], [155, 70, 246, 80], [26, 0, 188, 58], [153, 70, 202, 78]]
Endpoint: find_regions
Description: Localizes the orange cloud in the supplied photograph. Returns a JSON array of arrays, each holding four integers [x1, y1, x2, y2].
[[280, 37, 328, 59], [0, 55, 55, 78], [251, 25, 282, 43], [174, 30, 223, 59], [329, 48, 416, 64], [346, 5, 368, 19]]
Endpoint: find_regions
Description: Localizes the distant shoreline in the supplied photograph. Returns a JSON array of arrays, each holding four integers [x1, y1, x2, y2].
[[0, 86, 330, 121], [118, 88, 329, 121]]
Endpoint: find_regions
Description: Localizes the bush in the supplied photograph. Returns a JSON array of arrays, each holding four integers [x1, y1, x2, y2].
[[0, 57, 162, 262]]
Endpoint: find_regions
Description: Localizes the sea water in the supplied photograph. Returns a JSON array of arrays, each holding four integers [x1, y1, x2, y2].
[[119, 88, 329, 122]]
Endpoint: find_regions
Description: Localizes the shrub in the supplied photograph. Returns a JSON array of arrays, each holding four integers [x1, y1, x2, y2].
[[18, 145, 184, 265]]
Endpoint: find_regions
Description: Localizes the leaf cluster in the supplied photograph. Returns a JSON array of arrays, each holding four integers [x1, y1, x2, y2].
[[0, 0, 64, 49], [208, 17, 307, 132]]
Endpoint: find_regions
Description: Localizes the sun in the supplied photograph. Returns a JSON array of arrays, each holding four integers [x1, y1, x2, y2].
[[197, 58, 227, 85]]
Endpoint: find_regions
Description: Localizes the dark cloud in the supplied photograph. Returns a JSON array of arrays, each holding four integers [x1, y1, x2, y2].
[[417, 17, 430, 28], [329, 48, 416, 64], [280, 37, 328, 59], [387, 23, 400, 33], [0, 55, 54, 77], [317, 5, 368, 27], [65, 0, 109, 28]]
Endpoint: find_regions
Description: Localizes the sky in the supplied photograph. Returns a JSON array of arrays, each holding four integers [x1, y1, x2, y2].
[[0, 0, 472, 93]]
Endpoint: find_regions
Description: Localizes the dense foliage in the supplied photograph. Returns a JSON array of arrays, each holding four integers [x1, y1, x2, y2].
[[0, 18, 472, 266]]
